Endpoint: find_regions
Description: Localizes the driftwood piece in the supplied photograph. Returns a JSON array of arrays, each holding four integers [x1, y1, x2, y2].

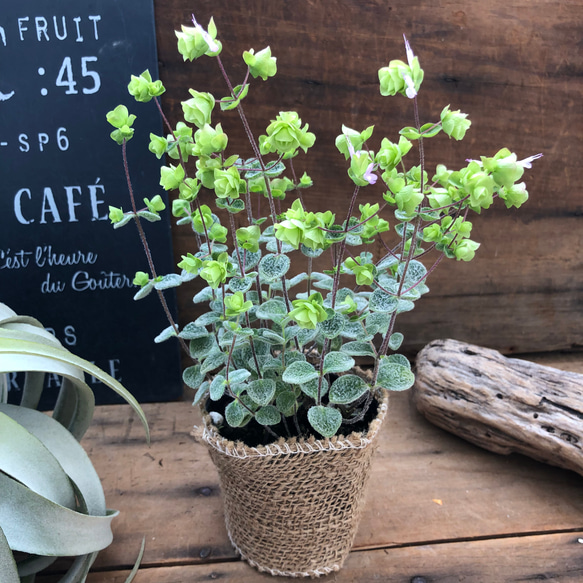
[[412, 339, 583, 477]]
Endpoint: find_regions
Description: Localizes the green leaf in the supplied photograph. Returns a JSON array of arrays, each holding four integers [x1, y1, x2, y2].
[[419, 122, 442, 138], [193, 381, 209, 405], [0, 404, 106, 528], [340, 341, 376, 357], [399, 126, 421, 140], [256, 298, 287, 322], [307, 406, 342, 438], [189, 335, 217, 359], [133, 280, 155, 300], [300, 244, 324, 258], [228, 369, 251, 385], [137, 210, 162, 222], [247, 378, 276, 406], [260, 330, 285, 345], [296, 327, 318, 347], [154, 325, 178, 343], [398, 259, 427, 285], [194, 312, 222, 327], [365, 313, 391, 336], [376, 361, 415, 391], [318, 312, 345, 339], [300, 377, 328, 400], [124, 536, 146, 583], [369, 288, 399, 313], [154, 273, 182, 290], [201, 351, 228, 374], [311, 273, 335, 291], [282, 361, 318, 385], [384, 353, 411, 368], [182, 365, 204, 389], [329, 374, 369, 404], [258, 253, 291, 282], [264, 160, 286, 177], [229, 276, 254, 293], [193, 286, 215, 303], [255, 405, 281, 426], [389, 332, 404, 350], [275, 390, 297, 414], [209, 375, 226, 401], [179, 323, 209, 340], [323, 352, 355, 374], [240, 248, 262, 270], [397, 299, 416, 313], [225, 400, 247, 427]]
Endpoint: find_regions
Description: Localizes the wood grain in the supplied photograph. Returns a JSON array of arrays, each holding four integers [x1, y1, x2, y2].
[[413, 338, 583, 476], [72, 532, 583, 582], [36, 376, 583, 579], [135, 0, 583, 355]]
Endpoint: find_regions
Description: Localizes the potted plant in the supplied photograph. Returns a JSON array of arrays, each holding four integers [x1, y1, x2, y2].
[[106, 15, 540, 577], [0, 302, 148, 583]]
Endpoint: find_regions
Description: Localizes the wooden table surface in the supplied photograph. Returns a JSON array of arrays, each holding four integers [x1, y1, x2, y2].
[[39, 356, 583, 582]]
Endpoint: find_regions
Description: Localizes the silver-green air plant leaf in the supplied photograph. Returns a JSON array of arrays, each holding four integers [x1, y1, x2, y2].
[[0, 330, 149, 442]]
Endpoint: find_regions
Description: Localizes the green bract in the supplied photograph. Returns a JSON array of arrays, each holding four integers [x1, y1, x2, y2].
[[200, 255, 230, 288], [109, 17, 539, 445], [378, 54, 424, 99], [224, 291, 253, 316], [175, 18, 221, 61], [193, 124, 228, 156], [243, 46, 277, 80], [214, 167, 245, 199], [259, 112, 316, 158], [128, 70, 165, 102], [182, 90, 216, 128], [289, 293, 328, 329], [441, 105, 471, 141], [106, 105, 136, 144]]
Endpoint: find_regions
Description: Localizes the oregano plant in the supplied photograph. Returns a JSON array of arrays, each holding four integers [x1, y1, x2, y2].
[[107, 16, 541, 442]]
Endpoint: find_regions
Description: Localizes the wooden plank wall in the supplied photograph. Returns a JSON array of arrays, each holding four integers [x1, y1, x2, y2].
[[147, 0, 582, 356]]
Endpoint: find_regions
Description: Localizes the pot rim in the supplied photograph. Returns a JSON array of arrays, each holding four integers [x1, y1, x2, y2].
[[192, 388, 389, 459]]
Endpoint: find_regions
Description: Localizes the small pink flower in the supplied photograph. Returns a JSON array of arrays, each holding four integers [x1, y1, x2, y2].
[[191, 14, 219, 52], [518, 153, 543, 168], [403, 35, 418, 99], [363, 164, 378, 185], [344, 134, 378, 185]]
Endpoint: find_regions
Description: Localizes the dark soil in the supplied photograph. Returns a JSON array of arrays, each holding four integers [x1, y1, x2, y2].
[[205, 395, 380, 448]]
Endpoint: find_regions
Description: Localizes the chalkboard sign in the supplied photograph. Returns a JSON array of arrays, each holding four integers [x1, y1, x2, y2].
[[0, 0, 183, 405]]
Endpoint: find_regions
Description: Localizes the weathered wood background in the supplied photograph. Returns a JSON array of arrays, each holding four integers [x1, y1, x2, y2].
[[149, 0, 582, 356]]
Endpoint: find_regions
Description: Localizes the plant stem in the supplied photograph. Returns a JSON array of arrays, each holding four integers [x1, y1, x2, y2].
[[373, 95, 425, 385], [122, 139, 189, 357]]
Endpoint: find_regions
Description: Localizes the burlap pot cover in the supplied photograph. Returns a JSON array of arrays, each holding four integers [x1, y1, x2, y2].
[[193, 390, 389, 578]]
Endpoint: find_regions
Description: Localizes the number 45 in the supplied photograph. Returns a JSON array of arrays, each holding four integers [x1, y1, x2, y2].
[[56, 56, 101, 95]]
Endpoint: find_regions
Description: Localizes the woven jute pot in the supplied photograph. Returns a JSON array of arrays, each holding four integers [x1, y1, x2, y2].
[[192, 389, 389, 578]]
